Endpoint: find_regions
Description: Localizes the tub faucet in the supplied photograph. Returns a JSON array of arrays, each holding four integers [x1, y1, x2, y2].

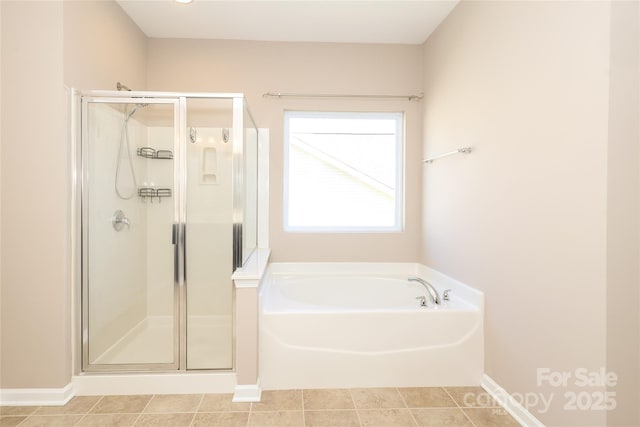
[[408, 277, 441, 306]]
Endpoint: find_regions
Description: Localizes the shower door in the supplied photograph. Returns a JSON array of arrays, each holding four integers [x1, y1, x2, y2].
[[81, 97, 181, 371], [80, 93, 250, 372]]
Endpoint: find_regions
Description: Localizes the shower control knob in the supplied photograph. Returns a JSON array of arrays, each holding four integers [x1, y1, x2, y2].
[[112, 210, 131, 231]]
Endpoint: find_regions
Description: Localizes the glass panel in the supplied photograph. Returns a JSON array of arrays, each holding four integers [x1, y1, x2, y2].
[[185, 98, 234, 369], [243, 104, 258, 263], [85, 100, 177, 367]]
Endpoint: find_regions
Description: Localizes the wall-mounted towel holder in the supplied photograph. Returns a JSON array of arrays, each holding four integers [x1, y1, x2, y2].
[[423, 147, 473, 164]]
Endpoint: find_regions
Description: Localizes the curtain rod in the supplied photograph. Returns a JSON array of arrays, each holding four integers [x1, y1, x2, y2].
[[263, 92, 423, 101]]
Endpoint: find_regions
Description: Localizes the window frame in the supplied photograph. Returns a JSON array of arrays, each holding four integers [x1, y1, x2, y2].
[[283, 110, 405, 233]]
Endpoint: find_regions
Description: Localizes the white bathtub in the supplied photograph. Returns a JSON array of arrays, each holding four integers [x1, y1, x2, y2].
[[259, 263, 484, 390]]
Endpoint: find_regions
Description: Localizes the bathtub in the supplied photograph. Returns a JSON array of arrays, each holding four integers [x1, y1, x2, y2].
[[259, 263, 484, 390]]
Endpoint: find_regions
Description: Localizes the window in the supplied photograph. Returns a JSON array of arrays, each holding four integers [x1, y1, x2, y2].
[[284, 111, 404, 232]]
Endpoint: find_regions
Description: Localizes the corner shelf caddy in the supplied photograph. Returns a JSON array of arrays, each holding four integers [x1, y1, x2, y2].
[[138, 187, 172, 202], [136, 146, 173, 202], [136, 146, 173, 160]]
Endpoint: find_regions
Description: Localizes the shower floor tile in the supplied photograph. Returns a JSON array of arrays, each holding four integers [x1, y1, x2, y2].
[[0, 387, 522, 427]]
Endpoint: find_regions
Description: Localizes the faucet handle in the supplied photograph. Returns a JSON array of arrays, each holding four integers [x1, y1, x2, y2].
[[112, 210, 131, 232], [416, 296, 427, 307], [443, 289, 452, 301]]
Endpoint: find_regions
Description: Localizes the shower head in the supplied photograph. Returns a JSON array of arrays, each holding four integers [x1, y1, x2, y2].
[[125, 103, 149, 121]]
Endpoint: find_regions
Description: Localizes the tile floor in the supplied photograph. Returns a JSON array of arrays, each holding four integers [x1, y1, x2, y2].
[[0, 387, 521, 427]]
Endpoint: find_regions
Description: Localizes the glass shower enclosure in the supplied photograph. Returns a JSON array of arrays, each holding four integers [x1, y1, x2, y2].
[[77, 92, 258, 372]]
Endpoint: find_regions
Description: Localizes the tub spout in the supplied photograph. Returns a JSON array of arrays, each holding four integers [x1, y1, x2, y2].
[[408, 277, 441, 306]]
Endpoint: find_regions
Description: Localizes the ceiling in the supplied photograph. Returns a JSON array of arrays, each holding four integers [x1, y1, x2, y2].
[[116, 0, 459, 45]]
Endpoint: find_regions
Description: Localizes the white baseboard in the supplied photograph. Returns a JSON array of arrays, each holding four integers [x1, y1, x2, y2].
[[0, 383, 74, 406], [233, 382, 262, 402], [481, 374, 545, 427]]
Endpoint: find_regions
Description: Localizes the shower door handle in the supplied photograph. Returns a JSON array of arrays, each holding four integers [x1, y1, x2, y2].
[[172, 223, 187, 285], [173, 223, 179, 286]]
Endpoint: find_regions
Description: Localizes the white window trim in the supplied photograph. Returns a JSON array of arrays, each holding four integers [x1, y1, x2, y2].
[[283, 110, 404, 233]]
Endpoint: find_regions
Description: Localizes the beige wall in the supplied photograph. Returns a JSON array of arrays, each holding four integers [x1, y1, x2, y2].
[[1, 1, 69, 388], [63, 0, 147, 91], [422, 1, 613, 425], [0, 0, 3, 383], [0, 0, 146, 388], [146, 39, 423, 262], [606, 2, 640, 425]]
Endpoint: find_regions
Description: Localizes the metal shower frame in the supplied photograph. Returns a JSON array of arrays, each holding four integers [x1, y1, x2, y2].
[[76, 90, 254, 373]]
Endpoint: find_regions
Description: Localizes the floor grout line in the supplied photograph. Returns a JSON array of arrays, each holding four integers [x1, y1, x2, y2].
[[301, 389, 305, 427], [396, 387, 419, 427], [73, 413, 86, 427], [86, 395, 105, 416], [442, 387, 460, 408], [12, 405, 39, 427], [348, 389, 363, 427], [442, 387, 479, 427], [188, 394, 206, 427], [187, 412, 197, 427], [130, 394, 155, 426]]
